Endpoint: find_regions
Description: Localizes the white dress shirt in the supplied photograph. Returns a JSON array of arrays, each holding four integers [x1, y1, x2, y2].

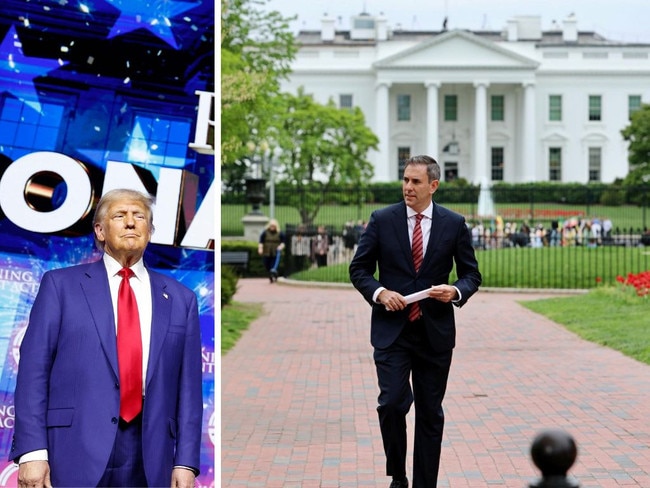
[[104, 253, 152, 392]]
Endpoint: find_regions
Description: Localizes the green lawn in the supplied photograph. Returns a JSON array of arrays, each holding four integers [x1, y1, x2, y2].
[[220, 301, 263, 355], [521, 286, 650, 365]]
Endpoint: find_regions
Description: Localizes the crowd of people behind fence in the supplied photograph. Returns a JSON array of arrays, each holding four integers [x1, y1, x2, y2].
[[469, 216, 617, 249], [282, 214, 646, 274], [288, 220, 367, 269]]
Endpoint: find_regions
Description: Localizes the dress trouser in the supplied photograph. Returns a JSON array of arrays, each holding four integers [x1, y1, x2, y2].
[[374, 320, 453, 488], [97, 413, 148, 487]]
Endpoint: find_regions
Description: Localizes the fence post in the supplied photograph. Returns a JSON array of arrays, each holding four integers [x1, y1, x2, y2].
[[642, 184, 650, 232], [528, 429, 579, 487]]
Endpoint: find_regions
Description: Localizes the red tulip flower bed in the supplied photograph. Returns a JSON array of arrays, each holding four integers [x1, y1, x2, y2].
[[616, 271, 650, 297]]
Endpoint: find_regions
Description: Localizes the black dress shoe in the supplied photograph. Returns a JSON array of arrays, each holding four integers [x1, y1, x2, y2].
[[389, 477, 408, 488]]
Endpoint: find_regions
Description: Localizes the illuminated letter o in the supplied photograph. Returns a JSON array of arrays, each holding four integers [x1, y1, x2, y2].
[[0, 152, 93, 233]]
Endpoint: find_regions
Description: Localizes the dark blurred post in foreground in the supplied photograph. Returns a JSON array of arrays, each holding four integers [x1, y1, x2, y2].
[[529, 430, 579, 487]]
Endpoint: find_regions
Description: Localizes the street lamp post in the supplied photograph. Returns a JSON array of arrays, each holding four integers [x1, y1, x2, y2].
[[244, 158, 266, 216], [267, 146, 282, 220], [241, 145, 269, 242]]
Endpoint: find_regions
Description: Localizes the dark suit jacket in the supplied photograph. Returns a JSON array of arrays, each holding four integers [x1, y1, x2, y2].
[[11, 259, 203, 487], [349, 201, 481, 351]]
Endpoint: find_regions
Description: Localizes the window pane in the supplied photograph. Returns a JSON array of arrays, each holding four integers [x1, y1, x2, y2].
[[444, 95, 457, 121], [397, 146, 410, 180], [588, 147, 601, 182], [491, 147, 504, 181], [0, 121, 18, 145], [629, 95, 642, 119], [38, 127, 59, 149], [131, 113, 192, 167], [397, 95, 411, 121], [549, 95, 562, 121], [1, 99, 22, 121], [169, 120, 191, 143], [15, 124, 37, 147], [339, 94, 353, 110], [588, 95, 601, 121], [0, 99, 65, 152], [549, 147, 562, 181], [491, 95, 504, 121], [42, 105, 65, 125], [354, 18, 375, 29], [444, 162, 458, 182]]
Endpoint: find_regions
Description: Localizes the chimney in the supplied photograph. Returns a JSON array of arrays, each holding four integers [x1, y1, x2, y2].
[[321, 13, 335, 42], [376, 12, 388, 41], [506, 19, 518, 41], [562, 14, 578, 42]]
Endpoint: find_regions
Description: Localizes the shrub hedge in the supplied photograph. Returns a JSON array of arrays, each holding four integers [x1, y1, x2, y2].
[[220, 264, 239, 308], [223, 181, 647, 207]]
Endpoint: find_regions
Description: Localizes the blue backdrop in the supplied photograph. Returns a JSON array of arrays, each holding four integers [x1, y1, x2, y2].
[[0, 0, 215, 484]]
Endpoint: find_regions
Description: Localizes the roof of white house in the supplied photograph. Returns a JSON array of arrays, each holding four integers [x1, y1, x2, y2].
[[296, 12, 649, 47]]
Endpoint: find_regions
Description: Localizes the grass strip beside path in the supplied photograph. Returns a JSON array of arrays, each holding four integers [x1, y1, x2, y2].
[[221, 301, 263, 355], [520, 287, 650, 365]]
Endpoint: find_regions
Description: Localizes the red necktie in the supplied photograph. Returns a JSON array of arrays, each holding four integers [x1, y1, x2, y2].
[[117, 267, 142, 422], [409, 214, 424, 322]]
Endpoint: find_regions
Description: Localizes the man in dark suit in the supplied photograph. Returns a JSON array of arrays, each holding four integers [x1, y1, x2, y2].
[[11, 189, 202, 487], [350, 155, 481, 488]]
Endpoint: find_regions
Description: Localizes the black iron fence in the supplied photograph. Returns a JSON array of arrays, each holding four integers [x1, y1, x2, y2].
[[221, 185, 650, 288]]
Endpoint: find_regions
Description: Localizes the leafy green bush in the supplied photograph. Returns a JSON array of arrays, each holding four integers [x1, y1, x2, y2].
[[600, 187, 626, 206], [221, 265, 239, 308]]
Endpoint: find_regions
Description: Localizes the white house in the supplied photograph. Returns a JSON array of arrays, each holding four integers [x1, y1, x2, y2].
[[280, 13, 650, 184]]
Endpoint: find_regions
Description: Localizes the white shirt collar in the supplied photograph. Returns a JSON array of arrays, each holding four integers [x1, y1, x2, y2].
[[103, 253, 146, 280], [407, 201, 433, 220]]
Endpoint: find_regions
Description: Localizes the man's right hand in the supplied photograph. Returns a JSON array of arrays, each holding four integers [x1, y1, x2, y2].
[[18, 460, 51, 488], [377, 289, 407, 312]]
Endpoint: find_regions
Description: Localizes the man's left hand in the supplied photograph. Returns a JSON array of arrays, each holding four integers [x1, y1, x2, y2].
[[171, 467, 195, 488], [426, 284, 458, 303]]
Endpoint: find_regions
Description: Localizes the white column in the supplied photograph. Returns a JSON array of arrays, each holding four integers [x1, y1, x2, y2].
[[522, 82, 536, 182], [425, 81, 440, 158], [473, 81, 489, 184], [375, 81, 391, 181]]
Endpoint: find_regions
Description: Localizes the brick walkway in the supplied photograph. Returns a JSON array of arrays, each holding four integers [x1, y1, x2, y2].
[[221, 279, 650, 488]]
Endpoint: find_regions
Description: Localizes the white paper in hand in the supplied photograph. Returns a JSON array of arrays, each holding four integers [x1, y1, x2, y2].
[[404, 287, 433, 304]]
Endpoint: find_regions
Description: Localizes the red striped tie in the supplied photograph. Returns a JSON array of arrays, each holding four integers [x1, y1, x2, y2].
[[409, 214, 424, 322], [117, 268, 142, 422]]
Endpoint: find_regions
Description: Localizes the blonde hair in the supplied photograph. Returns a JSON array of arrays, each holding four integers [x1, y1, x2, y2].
[[93, 189, 155, 250], [266, 219, 280, 231]]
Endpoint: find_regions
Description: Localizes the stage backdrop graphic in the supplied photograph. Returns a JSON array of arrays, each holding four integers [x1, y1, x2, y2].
[[0, 0, 215, 485]]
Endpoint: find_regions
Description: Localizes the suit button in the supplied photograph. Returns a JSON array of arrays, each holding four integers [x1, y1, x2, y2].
[[111, 417, 118, 424]]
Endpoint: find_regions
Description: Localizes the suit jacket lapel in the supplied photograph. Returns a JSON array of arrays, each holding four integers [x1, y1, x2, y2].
[[80, 260, 119, 379], [146, 271, 171, 389], [391, 203, 414, 271], [422, 202, 446, 271]]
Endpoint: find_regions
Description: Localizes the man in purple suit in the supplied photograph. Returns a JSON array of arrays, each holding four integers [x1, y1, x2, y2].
[[11, 189, 203, 487]]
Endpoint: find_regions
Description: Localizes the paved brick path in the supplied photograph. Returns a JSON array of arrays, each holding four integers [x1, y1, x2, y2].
[[221, 279, 650, 487]]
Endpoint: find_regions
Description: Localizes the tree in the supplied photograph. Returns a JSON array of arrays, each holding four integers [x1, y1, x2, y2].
[[221, 0, 296, 164], [621, 103, 650, 185], [269, 88, 379, 225]]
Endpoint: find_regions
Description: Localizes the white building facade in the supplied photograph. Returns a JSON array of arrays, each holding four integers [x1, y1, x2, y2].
[[281, 14, 650, 184]]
